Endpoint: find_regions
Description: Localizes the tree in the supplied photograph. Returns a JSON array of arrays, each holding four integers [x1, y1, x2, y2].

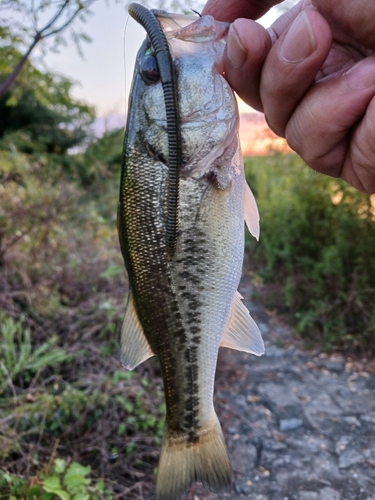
[[0, 46, 95, 155], [0, 0, 97, 98]]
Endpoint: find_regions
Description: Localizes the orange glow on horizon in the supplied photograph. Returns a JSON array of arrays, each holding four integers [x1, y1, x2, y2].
[[238, 111, 291, 157]]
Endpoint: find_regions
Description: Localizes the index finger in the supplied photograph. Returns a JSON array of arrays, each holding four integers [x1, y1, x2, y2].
[[202, 0, 283, 22]]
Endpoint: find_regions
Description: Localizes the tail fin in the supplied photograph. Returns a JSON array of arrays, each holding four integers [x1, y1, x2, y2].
[[155, 417, 232, 500]]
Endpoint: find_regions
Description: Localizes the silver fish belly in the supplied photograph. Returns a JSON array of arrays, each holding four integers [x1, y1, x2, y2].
[[118, 5, 264, 500]]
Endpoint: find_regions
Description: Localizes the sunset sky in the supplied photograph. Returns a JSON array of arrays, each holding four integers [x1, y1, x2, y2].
[[239, 112, 289, 157]]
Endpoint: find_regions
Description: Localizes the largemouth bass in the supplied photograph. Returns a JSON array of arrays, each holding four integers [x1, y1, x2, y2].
[[118, 4, 264, 499]]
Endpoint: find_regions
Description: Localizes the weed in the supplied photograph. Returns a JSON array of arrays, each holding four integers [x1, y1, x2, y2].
[[0, 315, 70, 395], [245, 153, 375, 352], [0, 458, 112, 500]]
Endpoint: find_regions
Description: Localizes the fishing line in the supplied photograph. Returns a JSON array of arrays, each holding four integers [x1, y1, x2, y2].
[[128, 2, 181, 255], [123, 13, 130, 124]]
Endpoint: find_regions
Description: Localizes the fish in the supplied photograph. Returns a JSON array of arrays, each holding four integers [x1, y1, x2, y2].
[[118, 4, 265, 499]]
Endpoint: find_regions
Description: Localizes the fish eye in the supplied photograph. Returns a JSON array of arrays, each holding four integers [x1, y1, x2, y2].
[[140, 55, 160, 85]]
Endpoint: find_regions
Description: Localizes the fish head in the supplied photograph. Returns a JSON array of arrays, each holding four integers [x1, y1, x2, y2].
[[133, 12, 239, 182]]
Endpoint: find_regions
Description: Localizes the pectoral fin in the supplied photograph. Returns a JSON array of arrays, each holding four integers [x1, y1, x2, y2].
[[244, 181, 260, 241], [221, 291, 264, 356], [120, 292, 155, 370]]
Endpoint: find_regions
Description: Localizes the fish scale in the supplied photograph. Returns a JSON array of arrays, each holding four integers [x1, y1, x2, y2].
[[118, 5, 264, 499], [122, 152, 207, 436]]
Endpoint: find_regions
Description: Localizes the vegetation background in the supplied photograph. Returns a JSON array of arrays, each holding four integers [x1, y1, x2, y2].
[[1, 0, 375, 498]]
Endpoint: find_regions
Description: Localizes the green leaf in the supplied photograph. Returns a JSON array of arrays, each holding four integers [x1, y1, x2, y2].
[[64, 463, 91, 489], [111, 370, 134, 383], [99, 264, 123, 279], [54, 458, 67, 474], [42, 476, 62, 491], [94, 480, 104, 493], [72, 493, 90, 500], [42, 476, 70, 500], [124, 401, 133, 413], [117, 423, 126, 435]]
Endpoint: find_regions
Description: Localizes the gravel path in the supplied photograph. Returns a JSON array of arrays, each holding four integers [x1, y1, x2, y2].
[[186, 268, 375, 500]]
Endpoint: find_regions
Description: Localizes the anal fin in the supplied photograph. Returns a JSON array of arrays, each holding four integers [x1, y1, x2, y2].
[[120, 292, 154, 370], [221, 291, 264, 356]]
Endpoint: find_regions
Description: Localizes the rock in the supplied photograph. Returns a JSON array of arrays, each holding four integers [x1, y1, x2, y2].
[[303, 393, 342, 433], [233, 444, 257, 474], [342, 416, 361, 427], [263, 345, 285, 358], [366, 376, 375, 389], [319, 487, 341, 500], [227, 426, 238, 434], [273, 470, 290, 486], [335, 435, 352, 455], [258, 322, 270, 335], [329, 386, 375, 414], [321, 359, 345, 373], [313, 451, 340, 479], [272, 455, 292, 469], [234, 481, 243, 494], [364, 447, 375, 467], [338, 448, 363, 468], [305, 393, 341, 414], [361, 411, 375, 424], [298, 492, 319, 500], [257, 382, 300, 408], [240, 483, 253, 495], [279, 418, 303, 432], [262, 439, 287, 451], [234, 480, 260, 496], [287, 435, 323, 454], [260, 450, 279, 468]]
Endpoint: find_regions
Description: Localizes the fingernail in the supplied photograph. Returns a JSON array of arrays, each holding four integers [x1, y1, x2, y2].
[[346, 58, 375, 90], [281, 11, 316, 63], [227, 23, 247, 69]]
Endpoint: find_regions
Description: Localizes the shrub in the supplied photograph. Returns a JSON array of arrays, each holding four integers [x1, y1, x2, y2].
[[245, 153, 375, 351], [0, 458, 112, 500]]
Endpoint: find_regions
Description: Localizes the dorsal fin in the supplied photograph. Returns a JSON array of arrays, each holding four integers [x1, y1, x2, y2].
[[220, 291, 264, 356], [120, 292, 155, 370], [244, 181, 260, 241]]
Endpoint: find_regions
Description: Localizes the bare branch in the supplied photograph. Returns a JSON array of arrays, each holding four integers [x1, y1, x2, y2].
[[0, 34, 40, 98], [38, 0, 70, 35], [0, 0, 98, 97], [42, 4, 85, 40]]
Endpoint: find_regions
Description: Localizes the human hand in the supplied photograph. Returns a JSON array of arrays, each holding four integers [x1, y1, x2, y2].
[[202, 0, 375, 193]]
